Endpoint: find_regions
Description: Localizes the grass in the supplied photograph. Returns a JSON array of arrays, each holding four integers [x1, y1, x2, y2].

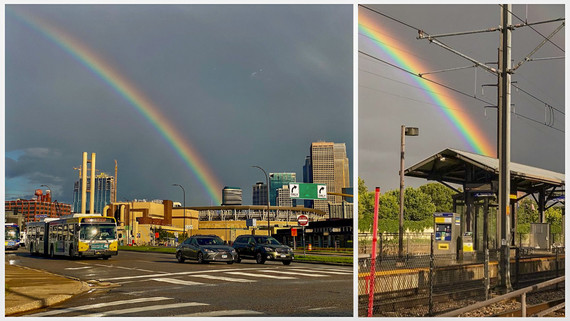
[[118, 245, 353, 265], [294, 255, 353, 265]]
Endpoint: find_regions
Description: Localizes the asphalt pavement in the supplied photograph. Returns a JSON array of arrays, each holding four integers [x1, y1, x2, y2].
[[5, 249, 353, 316]]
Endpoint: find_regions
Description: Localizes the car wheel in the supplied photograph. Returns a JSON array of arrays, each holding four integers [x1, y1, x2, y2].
[[197, 252, 205, 264], [235, 253, 241, 263], [282, 260, 292, 266], [226, 261, 234, 265], [176, 251, 185, 263], [256, 252, 265, 264]]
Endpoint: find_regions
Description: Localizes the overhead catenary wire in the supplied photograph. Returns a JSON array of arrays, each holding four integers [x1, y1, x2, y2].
[[361, 52, 564, 133], [360, 5, 564, 134], [499, 4, 565, 53]]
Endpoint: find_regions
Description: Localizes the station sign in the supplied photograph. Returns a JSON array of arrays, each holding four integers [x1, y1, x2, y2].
[[289, 183, 327, 200]]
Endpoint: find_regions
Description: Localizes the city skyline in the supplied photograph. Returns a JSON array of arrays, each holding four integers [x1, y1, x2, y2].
[[5, 5, 353, 206]]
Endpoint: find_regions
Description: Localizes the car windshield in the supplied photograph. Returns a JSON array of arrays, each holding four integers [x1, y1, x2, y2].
[[254, 236, 281, 245], [80, 224, 116, 241], [196, 237, 224, 246]]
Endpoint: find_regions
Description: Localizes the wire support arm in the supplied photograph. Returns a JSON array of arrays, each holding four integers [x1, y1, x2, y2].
[[419, 36, 499, 75], [511, 22, 565, 72]]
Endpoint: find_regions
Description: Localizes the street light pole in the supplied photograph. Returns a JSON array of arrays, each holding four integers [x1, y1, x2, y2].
[[399, 126, 419, 258], [252, 166, 271, 236], [172, 184, 186, 239]]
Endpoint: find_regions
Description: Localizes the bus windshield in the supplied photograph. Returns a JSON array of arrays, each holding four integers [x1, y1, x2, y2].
[[80, 224, 116, 241], [5, 226, 19, 241]]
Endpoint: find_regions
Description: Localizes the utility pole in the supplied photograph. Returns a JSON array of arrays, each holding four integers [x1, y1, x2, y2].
[[498, 3, 512, 293]]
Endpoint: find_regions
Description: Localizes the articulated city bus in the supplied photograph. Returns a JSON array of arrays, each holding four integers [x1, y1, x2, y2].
[[5, 223, 20, 251], [27, 214, 118, 259]]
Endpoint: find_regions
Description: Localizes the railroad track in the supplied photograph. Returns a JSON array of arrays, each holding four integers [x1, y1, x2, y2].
[[494, 298, 565, 317]]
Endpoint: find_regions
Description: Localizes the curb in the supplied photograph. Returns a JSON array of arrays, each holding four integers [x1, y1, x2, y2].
[[5, 265, 91, 316]]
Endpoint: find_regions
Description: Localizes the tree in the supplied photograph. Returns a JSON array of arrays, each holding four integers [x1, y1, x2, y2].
[[419, 183, 455, 212], [358, 177, 375, 232], [403, 187, 436, 221]]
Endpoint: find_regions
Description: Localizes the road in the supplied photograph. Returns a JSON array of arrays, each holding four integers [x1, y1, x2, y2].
[[6, 248, 353, 317]]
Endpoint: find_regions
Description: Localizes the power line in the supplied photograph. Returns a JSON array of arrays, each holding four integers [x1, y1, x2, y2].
[[512, 84, 565, 115], [359, 50, 496, 107], [499, 4, 565, 53], [360, 51, 564, 134]]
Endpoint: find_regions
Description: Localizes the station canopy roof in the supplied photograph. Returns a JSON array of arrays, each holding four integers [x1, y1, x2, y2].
[[405, 149, 564, 194]]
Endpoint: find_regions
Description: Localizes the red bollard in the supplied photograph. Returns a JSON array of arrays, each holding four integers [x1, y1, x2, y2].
[[368, 187, 380, 317]]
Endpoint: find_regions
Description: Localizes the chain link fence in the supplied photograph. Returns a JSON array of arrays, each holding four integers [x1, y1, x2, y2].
[[358, 233, 564, 317]]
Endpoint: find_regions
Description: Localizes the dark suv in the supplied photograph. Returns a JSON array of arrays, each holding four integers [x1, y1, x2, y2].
[[232, 235, 294, 265], [176, 235, 237, 264]]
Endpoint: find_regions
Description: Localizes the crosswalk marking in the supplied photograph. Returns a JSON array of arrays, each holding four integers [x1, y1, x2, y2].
[[188, 274, 256, 283], [176, 309, 264, 317], [151, 278, 212, 286], [27, 297, 172, 317], [267, 270, 328, 277], [81, 302, 209, 317], [225, 271, 296, 279]]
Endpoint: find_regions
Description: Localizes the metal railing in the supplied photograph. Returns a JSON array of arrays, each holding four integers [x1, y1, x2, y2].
[[439, 276, 565, 317]]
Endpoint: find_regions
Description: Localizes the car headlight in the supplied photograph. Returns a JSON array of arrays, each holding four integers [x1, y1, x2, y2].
[[263, 247, 273, 252], [231, 249, 237, 253], [203, 248, 214, 253]]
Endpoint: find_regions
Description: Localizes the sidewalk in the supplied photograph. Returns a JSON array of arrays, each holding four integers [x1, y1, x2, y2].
[[4, 263, 89, 316]]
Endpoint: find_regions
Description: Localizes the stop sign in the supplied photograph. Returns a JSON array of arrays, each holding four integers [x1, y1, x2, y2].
[[297, 215, 309, 226]]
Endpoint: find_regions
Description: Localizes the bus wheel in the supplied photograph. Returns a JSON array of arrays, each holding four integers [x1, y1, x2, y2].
[[102, 256, 110, 260]]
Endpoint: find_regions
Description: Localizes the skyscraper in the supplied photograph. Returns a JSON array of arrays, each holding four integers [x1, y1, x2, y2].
[[252, 182, 268, 205], [269, 172, 296, 206], [73, 173, 114, 214], [306, 142, 350, 214]]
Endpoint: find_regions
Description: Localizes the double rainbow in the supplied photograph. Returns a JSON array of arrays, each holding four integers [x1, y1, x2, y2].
[[9, 8, 223, 204], [359, 11, 495, 157]]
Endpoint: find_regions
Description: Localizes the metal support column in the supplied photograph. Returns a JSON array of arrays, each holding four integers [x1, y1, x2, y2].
[[498, 4, 513, 293]]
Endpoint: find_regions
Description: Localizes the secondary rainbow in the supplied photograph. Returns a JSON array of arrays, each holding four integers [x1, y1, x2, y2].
[[10, 8, 223, 204], [359, 12, 495, 157]]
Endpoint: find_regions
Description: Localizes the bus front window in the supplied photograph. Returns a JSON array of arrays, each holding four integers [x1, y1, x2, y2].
[[80, 225, 116, 241]]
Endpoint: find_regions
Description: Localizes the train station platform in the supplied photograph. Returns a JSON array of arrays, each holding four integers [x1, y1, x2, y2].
[[4, 263, 89, 316]]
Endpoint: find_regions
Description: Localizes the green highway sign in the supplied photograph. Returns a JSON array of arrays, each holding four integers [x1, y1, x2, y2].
[[289, 183, 327, 200]]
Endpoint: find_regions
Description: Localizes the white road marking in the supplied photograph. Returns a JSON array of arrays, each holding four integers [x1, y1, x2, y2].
[[176, 309, 264, 317], [188, 274, 256, 283], [81, 302, 209, 317], [225, 271, 296, 279], [265, 270, 328, 277], [97, 267, 270, 281], [151, 277, 212, 286], [292, 268, 352, 275], [64, 266, 92, 270], [27, 297, 172, 317]]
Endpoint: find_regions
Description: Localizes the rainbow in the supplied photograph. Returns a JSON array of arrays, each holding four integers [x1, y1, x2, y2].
[[9, 8, 223, 204], [359, 12, 495, 157]]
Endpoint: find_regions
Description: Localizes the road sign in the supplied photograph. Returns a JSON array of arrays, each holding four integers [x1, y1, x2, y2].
[[289, 183, 327, 200], [297, 215, 309, 226], [291, 228, 298, 237]]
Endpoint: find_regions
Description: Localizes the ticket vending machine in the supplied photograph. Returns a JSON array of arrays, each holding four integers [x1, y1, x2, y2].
[[434, 212, 461, 256]]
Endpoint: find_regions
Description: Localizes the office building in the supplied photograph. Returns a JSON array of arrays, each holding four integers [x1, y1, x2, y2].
[[5, 189, 72, 223], [252, 182, 268, 205], [269, 172, 296, 206], [73, 173, 114, 214], [305, 142, 350, 214]]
